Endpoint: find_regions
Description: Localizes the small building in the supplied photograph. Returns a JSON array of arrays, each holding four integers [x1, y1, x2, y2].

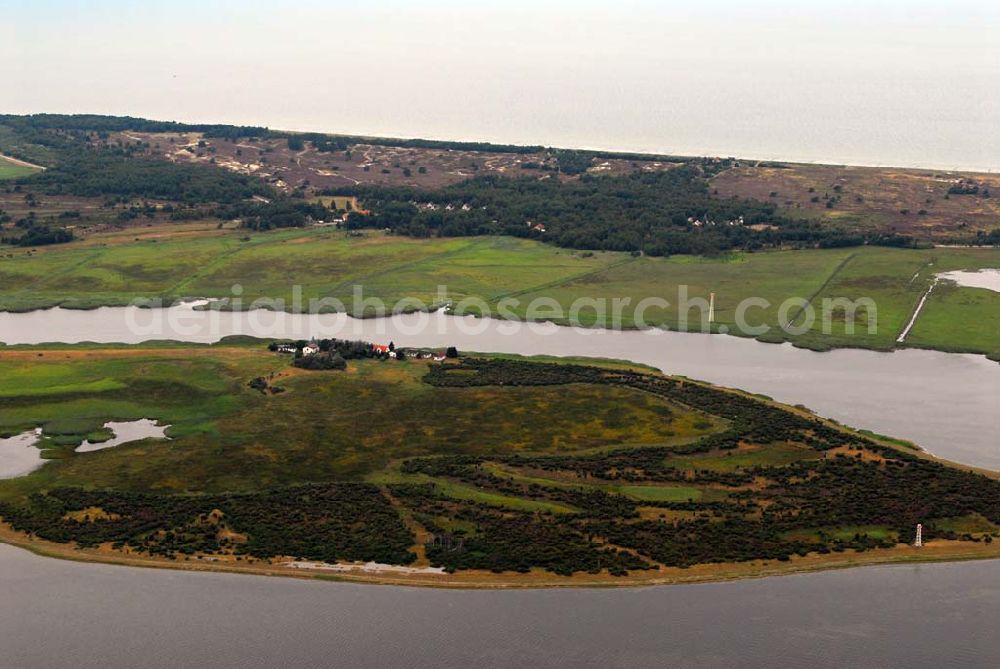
[[371, 344, 391, 355], [302, 339, 320, 356]]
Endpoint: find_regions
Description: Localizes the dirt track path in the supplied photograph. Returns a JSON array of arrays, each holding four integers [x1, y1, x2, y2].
[[0, 153, 45, 170]]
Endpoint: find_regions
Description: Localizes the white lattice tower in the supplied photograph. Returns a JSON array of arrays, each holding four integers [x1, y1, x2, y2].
[[914, 523, 923, 547]]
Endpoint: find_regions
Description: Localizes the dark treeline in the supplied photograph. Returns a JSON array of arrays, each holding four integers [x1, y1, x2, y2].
[[274, 131, 544, 155], [219, 200, 329, 229], [390, 483, 651, 576], [0, 114, 269, 140], [0, 222, 74, 247], [0, 484, 415, 565], [2, 118, 272, 204], [0, 114, 543, 155], [26, 150, 270, 203], [939, 227, 1000, 247], [335, 167, 919, 255]]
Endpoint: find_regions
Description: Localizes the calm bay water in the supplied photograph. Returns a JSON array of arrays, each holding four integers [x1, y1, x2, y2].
[[1, 543, 998, 668], [1, 305, 998, 470], [1, 306, 999, 667]]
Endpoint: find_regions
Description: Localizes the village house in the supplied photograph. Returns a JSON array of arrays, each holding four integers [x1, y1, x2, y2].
[[302, 339, 320, 356]]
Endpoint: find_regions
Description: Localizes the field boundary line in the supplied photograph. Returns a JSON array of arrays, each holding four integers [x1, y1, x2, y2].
[[10, 246, 105, 295], [0, 152, 45, 171], [785, 252, 857, 328], [490, 256, 637, 302], [323, 237, 487, 296], [895, 257, 939, 343], [164, 228, 317, 295]]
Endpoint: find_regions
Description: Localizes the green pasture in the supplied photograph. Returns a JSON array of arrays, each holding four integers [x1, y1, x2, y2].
[[0, 351, 716, 501], [0, 155, 40, 180], [0, 226, 997, 354]]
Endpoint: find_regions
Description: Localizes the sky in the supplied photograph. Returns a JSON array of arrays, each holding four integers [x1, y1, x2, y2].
[[3, 0, 999, 169]]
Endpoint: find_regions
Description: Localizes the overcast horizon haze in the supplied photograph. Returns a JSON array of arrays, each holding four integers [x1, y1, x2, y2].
[[4, 0, 999, 171]]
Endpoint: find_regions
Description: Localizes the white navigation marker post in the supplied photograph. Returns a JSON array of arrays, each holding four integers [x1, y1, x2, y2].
[[708, 292, 716, 324], [914, 523, 923, 547]]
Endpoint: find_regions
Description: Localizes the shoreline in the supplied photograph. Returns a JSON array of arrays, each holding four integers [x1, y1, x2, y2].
[[1, 347, 998, 589], [223, 120, 1000, 174], [2, 521, 998, 590], [1, 300, 997, 362]]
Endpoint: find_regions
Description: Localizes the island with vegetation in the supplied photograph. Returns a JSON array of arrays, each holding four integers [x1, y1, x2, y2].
[[1, 342, 997, 587]]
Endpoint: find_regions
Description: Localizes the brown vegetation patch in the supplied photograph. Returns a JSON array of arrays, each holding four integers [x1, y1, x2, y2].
[[63, 507, 121, 522], [711, 163, 1000, 239]]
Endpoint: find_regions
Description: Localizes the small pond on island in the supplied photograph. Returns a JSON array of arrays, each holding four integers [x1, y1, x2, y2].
[[0, 429, 44, 479], [75, 419, 170, 453], [0, 420, 170, 477], [936, 268, 1000, 293]]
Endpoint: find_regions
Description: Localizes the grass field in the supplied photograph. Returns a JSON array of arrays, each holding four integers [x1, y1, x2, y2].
[[0, 347, 719, 500], [0, 225, 623, 312], [0, 155, 40, 180], [1, 224, 997, 355], [480, 462, 715, 503]]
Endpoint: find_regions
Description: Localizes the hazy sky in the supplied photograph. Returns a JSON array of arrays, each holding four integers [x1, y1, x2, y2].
[[4, 1, 999, 169]]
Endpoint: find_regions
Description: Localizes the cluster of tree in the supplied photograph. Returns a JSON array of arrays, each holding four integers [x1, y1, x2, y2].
[[337, 167, 896, 255], [0, 114, 268, 139], [982, 228, 1000, 245], [947, 183, 989, 197], [746, 454, 1000, 541], [22, 148, 270, 204], [269, 338, 405, 370], [248, 376, 286, 394], [390, 483, 650, 576], [219, 199, 329, 229], [551, 149, 595, 175], [0, 221, 75, 246], [270, 338, 387, 359], [293, 352, 348, 370], [936, 227, 1000, 248], [817, 232, 923, 249], [0, 484, 415, 565], [281, 133, 351, 153]]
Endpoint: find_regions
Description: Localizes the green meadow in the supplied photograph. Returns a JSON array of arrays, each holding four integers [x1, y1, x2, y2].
[[0, 229, 622, 312], [0, 155, 40, 180], [0, 347, 720, 501], [1, 225, 997, 355]]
